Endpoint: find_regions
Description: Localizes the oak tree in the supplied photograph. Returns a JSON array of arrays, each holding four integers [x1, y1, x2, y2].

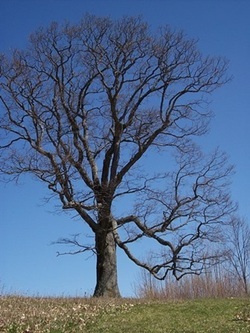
[[0, 15, 235, 297]]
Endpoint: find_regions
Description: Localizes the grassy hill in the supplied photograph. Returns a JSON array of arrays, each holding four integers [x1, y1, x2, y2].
[[1, 296, 250, 332]]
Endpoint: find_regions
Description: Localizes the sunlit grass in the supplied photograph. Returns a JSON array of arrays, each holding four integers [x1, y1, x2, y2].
[[86, 298, 250, 333], [1, 296, 250, 332]]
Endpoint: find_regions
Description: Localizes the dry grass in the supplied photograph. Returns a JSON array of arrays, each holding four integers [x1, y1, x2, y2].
[[135, 268, 248, 300], [0, 295, 136, 333]]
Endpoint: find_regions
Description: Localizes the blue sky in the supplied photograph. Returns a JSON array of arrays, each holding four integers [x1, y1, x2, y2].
[[0, 0, 249, 297]]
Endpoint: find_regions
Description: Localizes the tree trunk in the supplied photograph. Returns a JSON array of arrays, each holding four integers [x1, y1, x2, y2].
[[93, 227, 121, 297]]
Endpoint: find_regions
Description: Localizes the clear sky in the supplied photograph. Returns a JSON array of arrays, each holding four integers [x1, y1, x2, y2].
[[0, 0, 249, 297]]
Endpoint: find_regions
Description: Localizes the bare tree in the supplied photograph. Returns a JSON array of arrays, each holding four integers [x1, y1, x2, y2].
[[0, 15, 235, 297], [224, 217, 250, 294]]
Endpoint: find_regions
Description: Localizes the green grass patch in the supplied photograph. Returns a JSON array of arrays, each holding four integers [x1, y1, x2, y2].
[[86, 298, 250, 333], [1, 296, 250, 332]]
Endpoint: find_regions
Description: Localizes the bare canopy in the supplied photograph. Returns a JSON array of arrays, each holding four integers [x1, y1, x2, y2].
[[0, 15, 235, 297]]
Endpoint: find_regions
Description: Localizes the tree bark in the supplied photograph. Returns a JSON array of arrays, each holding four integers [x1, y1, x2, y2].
[[93, 225, 121, 297]]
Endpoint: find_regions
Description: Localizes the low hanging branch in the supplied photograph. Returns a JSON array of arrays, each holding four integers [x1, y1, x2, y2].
[[53, 234, 96, 257]]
